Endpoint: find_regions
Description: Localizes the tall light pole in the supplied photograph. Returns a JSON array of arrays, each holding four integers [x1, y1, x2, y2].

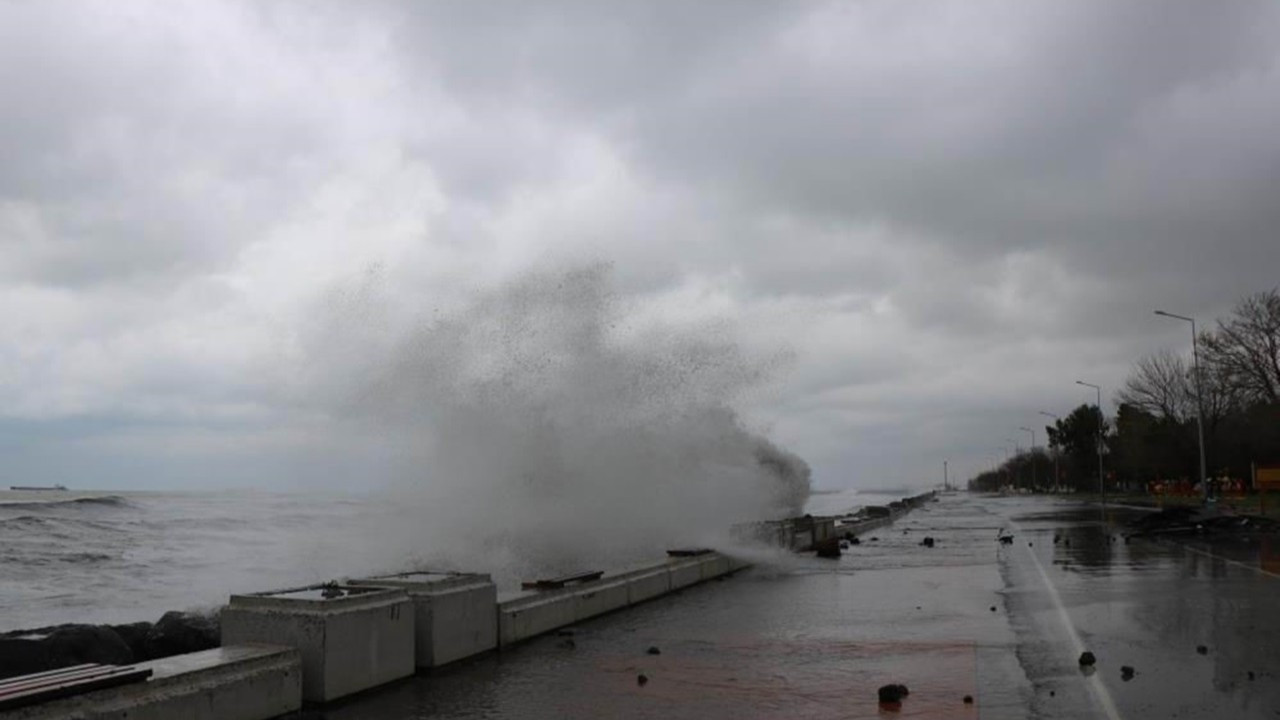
[[943, 460, 949, 491], [1005, 438, 1021, 489], [1155, 310, 1209, 503], [1040, 411, 1060, 492], [1020, 426, 1036, 490], [1077, 380, 1104, 503]]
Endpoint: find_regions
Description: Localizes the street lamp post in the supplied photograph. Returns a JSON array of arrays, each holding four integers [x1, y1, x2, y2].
[[1076, 381, 1105, 503], [1040, 411, 1060, 492], [1155, 310, 1209, 503], [1020, 426, 1036, 490], [1005, 438, 1019, 489]]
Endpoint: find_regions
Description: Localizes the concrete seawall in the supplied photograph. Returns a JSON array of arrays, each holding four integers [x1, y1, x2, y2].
[[735, 490, 937, 551], [1, 551, 748, 719], [497, 553, 748, 648], [2, 492, 934, 718]]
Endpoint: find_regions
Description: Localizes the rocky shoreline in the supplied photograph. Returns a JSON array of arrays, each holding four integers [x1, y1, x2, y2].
[[0, 609, 220, 680]]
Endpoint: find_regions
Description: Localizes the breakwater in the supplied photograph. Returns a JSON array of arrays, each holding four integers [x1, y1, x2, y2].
[[2, 491, 936, 718], [1, 551, 748, 719]]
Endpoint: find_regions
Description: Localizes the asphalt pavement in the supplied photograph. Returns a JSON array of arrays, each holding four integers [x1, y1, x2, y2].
[[320, 493, 1280, 719]]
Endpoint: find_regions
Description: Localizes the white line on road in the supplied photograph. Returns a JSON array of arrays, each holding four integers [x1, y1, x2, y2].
[[1176, 542, 1280, 580], [1012, 524, 1125, 720]]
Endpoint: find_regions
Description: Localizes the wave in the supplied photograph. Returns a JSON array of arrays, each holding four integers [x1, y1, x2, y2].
[[0, 514, 132, 538], [0, 495, 132, 510]]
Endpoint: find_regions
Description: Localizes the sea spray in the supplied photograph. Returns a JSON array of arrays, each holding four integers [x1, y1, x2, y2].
[[286, 263, 810, 582]]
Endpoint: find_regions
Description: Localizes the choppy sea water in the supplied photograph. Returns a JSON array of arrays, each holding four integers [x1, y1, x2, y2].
[[0, 489, 430, 632], [0, 487, 914, 632]]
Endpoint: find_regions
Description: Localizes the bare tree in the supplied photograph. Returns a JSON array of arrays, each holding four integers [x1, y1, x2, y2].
[[1117, 349, 1194, 421], [1201, 289, 1280, 405]]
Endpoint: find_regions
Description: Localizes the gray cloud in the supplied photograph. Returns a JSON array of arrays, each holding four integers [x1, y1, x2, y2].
[[1, 0, 1278, 490]]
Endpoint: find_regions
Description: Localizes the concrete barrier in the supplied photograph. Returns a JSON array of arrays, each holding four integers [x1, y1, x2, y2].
[[1, 645, 301, 720], [572, 579, 630, 621], [497, 552, 746, 647], [497, 590, 577, 647], [350, 571, 497, 669], [623, 564, 673, 604], [667, 558, 704, 590], [220, 584, 414, 703]]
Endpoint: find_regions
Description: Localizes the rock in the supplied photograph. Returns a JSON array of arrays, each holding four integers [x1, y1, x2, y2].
[[1196, 645, 1208, 655], [989, 606, 997, 612], [849, 537, 862, 545], [998, 535, 1014, 545], [646, 646, 661, 655], [109, 622, 154, 662], [920, 537, 935, 548], [1053, 535, 1060, 544], [637, 673, 649, 687], [1079, 651, 1096, 667], [1248, 671, 1255, 681], [1028, 542, 1033, 547], [963, 695, 974, 704], [869, 537, 879, 542], [0, 635, 51, 680], [1120, 666, 1135, 681], [878, 683, 909, 704], [1050, 690, 1056, 697], [144, 611, 219, 659], [1064, 539, 1071, 547], [45, 625, 133, 668], [814, 537, 842, 559]]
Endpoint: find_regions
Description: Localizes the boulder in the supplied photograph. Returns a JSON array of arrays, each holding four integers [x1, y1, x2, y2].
[[144, 611, 219, 659], [109, 621, 154, 662], [1078, 651, 1096, 667], [44, 625, 133, 668], [878, 683, 909, 704], [814, 537, 842, 559], [0, 636, 50, 680]]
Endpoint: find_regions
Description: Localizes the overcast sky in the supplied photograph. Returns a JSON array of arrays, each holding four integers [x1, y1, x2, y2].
[[3, 0, 1279, 491]]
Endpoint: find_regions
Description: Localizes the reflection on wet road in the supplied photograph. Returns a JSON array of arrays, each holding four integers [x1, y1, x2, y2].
[[325, 495, 1280, 719]]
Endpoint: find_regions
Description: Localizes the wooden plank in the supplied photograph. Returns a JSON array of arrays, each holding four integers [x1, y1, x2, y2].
[[521, 570, 604, 590], [666, 548, 714, 557], [0, 664, 99, 690], [0, 666, 152, 712], [0, 666, 127, 697]]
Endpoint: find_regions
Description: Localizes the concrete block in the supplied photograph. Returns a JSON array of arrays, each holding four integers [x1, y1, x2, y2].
[[221, 584, 414, 703], [3, 645, 301, 720], [351, 571, 497, 668], [698, 553, 731, 581], [668, 558, 704, 590], [497, 591, 576, 647], [572, 580, 630, 622], [625, 567, 672, 605]]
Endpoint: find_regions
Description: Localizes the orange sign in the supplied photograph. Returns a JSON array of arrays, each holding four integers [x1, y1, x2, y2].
[[1258, 466, 1280, 490]]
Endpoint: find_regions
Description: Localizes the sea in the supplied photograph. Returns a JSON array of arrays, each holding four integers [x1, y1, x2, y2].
[[0, 486, 920, 633]]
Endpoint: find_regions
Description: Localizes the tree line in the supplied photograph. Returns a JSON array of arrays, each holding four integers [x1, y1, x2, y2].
[[969, 289, 1280, 493]]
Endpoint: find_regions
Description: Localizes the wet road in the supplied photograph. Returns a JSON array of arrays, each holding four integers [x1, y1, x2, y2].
[[321, 494, 1280, 719]]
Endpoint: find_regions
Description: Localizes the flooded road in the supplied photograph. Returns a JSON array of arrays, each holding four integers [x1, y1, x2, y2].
[[322, 495, 1280, 719]]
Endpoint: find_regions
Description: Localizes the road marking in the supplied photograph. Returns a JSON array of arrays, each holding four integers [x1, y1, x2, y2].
[[1176, 542, 1280, 580], [1013, 525, 1124, 720]]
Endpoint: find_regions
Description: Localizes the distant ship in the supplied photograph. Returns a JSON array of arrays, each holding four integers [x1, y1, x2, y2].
[[9, 484, 68, 491]]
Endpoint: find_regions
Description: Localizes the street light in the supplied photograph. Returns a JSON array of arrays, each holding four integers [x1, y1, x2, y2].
[[1076, 380, 1105, 503], [1155, 310, 1209, 503], [1020, 426, 1036, 490], [1040, 411, 1060, 492], [1003, 440, 1017, 489]]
